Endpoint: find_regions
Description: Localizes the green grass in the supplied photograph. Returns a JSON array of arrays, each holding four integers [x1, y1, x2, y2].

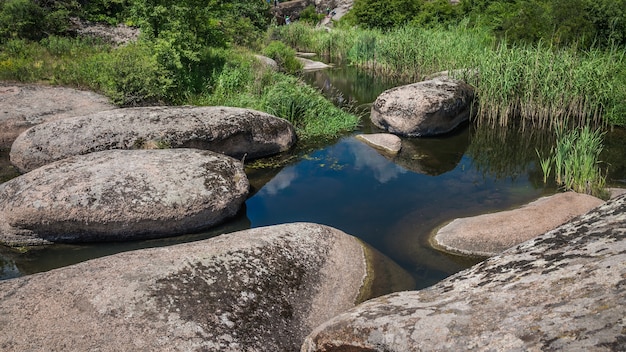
[[537, 126, 608, 198], [0, 35, 360, 141], [271, 22, 626, 128]]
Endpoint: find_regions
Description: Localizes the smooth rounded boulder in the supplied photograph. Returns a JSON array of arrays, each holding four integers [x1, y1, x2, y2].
[[0, 223, 407, 351], [0, 149, 248, 246], [370, 77, 474, 137], [0, 83, 115, 149], [302, 194, 626, 352], [10, 106, 297, 172]]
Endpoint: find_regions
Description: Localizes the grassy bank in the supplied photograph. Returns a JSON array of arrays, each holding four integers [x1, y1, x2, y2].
[[0, 36, 359, 141], [271, 23, 626, 129]]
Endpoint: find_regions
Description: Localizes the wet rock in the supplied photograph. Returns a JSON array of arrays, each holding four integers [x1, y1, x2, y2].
[[0, 83, 115, 150], [2, 223, 384, 351], [298, 57, 332, 72], [10, 106, 296, 173], [371, 76, 474, 137], [302, 193, 626, 352], [0, 149, 248, 246], [432, 191, 605, 257], [355, 133, 401, 155]]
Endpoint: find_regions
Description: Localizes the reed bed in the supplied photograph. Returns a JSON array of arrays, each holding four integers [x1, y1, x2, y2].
[[271, 23, 626, 129], [537, 126, 607, 198]]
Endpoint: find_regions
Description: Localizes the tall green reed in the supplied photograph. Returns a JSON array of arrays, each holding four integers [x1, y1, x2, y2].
[[270, 23, 626, 128], [537, 126, 607, 198]]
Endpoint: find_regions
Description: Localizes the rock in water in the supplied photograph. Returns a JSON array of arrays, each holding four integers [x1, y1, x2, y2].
[[0, 223, 372, 351], [370, 77, 474, 137], [302, 193, 626, 351], [433, 191, 605, 257], [10, 106, 296, 172], [0, 149, 248, 246]]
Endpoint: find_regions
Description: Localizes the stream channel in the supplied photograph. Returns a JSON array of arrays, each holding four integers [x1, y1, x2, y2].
[[1, 63, 625, 293]]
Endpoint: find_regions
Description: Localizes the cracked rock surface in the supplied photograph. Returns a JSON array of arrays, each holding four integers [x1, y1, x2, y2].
[[0, 223, 374, 351], [303, 193, 626, 352]]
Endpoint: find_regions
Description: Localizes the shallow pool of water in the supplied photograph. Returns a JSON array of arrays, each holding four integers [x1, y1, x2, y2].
[[1, 65, 624, 291]]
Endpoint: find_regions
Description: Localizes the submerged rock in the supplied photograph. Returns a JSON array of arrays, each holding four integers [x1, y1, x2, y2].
[[0, 149, 248, 246], [302, 193, 626, 352], [355, 133, 402, 155], [0, 83, 115, 149], [10, 106, 296, 172], [0, 223, 410, 351], [370, 76, 474, 137], [433, 191, 605, 257]]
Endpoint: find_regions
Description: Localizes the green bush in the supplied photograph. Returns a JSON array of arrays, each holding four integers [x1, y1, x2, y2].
[[262, 40, 302, 74], [259, 74, 360, 140], [0, 0, 77, 42], [300, 5, 325, 25]]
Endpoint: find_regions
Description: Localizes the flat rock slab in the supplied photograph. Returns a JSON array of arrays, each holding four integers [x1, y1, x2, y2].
[[302, 193, 626, 352], [0, 223, 368, 351], [0, 149, 248, 246], [355, 133, 401, 155], [370, 77, 474, 137], [298, 57, 331, 72], [432, 191, 604, 257], [0, 83, 115, 149], [10, 106, 296, 172]]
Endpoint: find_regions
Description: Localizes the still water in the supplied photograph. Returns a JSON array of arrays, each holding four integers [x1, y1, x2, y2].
[[1, 65, 625, 291]]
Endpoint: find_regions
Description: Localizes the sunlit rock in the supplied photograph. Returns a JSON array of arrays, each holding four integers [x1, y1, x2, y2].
[[0, 223, 413, 351], [371, 76, 474, 137], [302, 194, 626, 352], [433, 191, 605, 257], [10, 106, 296, 173], [355, 133, 401, 155], [0, 149, 248, 246], [0, 83, 115, 149]]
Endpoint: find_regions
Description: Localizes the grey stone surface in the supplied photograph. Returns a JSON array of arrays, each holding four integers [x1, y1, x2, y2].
[[298, 57, 331, 72], [10, 106, 296, 172], [302, 193, 626, 352], [0, 83, 115, 149], [0, 149, 248, 246], [355, 133, 402, 155], [433, 191, 605, 257], [370, 76, 474, 137], [0, 223, 369, 351]]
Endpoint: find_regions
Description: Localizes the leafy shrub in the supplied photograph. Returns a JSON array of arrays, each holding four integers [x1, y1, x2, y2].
[[0, 0, 77, 42], [262, 40, 302, 74], [300, 5, 325, 25]]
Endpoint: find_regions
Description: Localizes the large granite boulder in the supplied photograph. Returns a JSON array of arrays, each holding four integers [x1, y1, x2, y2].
[[370, 77, 474, 137], [10, 106, 297, 173], [302, 193, 626, 352], [0, 149, 248, 246], [0, 223, 410, 351], [0, 83, 115, 149], [432, 191, 605, 257]]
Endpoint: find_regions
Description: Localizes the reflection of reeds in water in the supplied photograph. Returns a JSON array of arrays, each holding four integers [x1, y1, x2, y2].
[[467, 123, 555, 182]]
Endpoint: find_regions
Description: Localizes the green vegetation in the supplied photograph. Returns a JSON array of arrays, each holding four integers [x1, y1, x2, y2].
[[0, 0, 360, 141], [537, 126, 608, 198], [344, 0, 626, 49], [272, 23, 626, 129]]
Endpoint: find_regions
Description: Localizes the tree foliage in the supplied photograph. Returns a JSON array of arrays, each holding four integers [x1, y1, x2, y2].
[[346, 0, 626, 48]]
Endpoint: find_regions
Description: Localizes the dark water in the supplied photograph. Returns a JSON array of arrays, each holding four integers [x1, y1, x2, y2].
[[1, 65, 625, 290]]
